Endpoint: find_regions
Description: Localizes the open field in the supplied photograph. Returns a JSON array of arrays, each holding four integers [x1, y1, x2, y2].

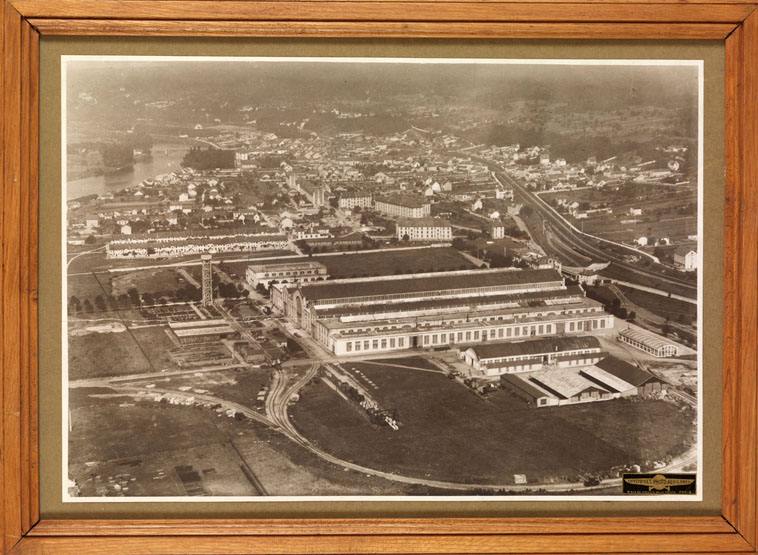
[[600, 262, 696, 298], [68, 328, 153, 380], [69, 388, 447, 497], [67, 272, 111, 303], [581, 214, 697, 245], [291, 361, 693, 485], [69, 394, 260, 497], [130, 326, 182, 372], [110, 268, 186, 297], [319, 248, 476, 278], [617, 285, 697, 322], [67, 249, 296, 275], [69, 397, 233, 463], [223, 247, 476, 280], [552, 400, 696, 461], [539, 186, 697, 245]]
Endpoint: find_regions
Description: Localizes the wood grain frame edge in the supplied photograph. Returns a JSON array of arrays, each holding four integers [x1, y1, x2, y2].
[[2, 1, 757, 554]]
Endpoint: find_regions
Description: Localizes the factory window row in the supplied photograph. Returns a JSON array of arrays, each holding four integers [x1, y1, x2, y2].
[[345, 336, 405, 352], [261, 269, 323, 278], [567, 318, 607, 332], [422, 323, 557, 346]]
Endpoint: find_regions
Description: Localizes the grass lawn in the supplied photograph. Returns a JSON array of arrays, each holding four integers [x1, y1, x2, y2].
[[69, 387, 439, 497], [318, 248, 474, 278], [69, 402, 231, 463], [553, 400, 695, 461], [584, 285, 620, 306], [110, 268, 185, 297], [130, 326, 181, 372], [617, 285, 697, 321], [291, 363, 693, 485], [68, 329, 153, 380], [67, 272, 110, 303]]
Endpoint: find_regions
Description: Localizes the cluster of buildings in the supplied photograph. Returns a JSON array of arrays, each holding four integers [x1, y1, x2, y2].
[[270, 266, 613, 356], [106, 230, 289, 258], [460, 334, 667, 407]]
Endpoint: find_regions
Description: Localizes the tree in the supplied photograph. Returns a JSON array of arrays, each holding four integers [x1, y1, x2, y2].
[[142, 292, 155, 306], [127, 287, 141, 307], [402, 233, 410, 243], [68, 296, 81, 314], [94, 295, 107, 311], [627, 311, 637, 322], [83, 299, 94, 313], [85, 234, 96, 245]]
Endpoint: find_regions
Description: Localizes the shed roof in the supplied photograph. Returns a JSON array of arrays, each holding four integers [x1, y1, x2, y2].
[[619, 328, 676, 352], [299, 268, 562, 301], [594, 356, 663, 387], [469, 335, 601, 362], [500, 374, 554, 400], [529, 368, 606, 399], [580, 367, 637, 393]]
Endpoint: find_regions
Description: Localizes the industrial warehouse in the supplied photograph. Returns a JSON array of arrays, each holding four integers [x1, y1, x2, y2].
[[273, 267, 614, 356], [618, 327, 680, 357], [460, 336, 605, 376], [492, 337, 669, 408], [246, 260, 329, 289]]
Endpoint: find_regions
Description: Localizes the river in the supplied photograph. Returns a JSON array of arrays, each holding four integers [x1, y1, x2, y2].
[[66, 143, 188, 200]]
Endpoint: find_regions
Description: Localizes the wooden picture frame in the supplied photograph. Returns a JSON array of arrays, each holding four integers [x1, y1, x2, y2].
[[1, 1, 756, 553]]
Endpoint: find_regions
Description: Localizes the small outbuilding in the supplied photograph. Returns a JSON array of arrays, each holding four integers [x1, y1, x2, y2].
[[618, 328, 679, 358]]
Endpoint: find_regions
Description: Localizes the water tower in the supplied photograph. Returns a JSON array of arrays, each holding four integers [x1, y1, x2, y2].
[[201, 254, 213, 306]]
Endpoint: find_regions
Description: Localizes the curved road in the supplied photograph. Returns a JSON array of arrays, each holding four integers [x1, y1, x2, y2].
[[112, 370, 696, 494]]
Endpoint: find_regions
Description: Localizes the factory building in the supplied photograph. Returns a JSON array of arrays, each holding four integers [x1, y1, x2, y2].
[[585, 356, 668, 395], [278, 267, 614, 356], [396, 218, 453, 242], [618, 328, 679, 358], [168, 319, 237, 345], [460, 336, 604, 377], [499, 346, 667, 408], [246, 260, 328, 289]]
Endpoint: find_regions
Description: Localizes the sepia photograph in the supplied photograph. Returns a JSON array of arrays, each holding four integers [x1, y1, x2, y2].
[[62, 56, 702, 501]]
